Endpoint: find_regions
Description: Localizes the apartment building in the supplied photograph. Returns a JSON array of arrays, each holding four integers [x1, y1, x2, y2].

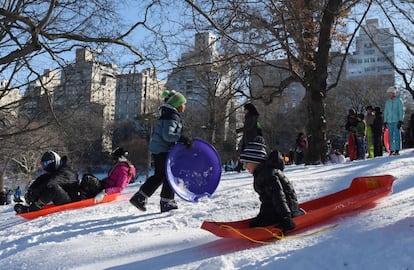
[[22, 69, 61, 118], [346, 18, 395, 83], [51, 48, 119, 152], [166, 32, 237, 147], [0, 79, 22, 123], [250, 18, 395, 111], [115, 68, 163, 120]]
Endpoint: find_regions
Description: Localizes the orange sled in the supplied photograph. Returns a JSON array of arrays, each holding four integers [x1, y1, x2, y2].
[[201, 175, 394, 241], [16, 193, 119, 220]]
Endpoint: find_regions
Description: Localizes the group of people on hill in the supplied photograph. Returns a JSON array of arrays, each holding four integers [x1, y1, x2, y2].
[[14, 147, 136, 214], [0, 186, 22, 205], [27, 82, 412, 235], [13, 90, 300, 234], [346, 85, 405, 161]]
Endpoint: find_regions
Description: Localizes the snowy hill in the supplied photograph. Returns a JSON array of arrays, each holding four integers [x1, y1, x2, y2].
[[1, 150, 414, 270]]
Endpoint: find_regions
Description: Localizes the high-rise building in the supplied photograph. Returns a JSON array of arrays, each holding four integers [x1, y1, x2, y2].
[[57, 48, 119, 152], [346, 18, 395, 83], [18, 48, 165, 153], [115, 68, 163, 120], [166, 32, 237, 150], [0, 79, 22, 122], [167, 32, 220, 107], [21, 69, 61, 118]]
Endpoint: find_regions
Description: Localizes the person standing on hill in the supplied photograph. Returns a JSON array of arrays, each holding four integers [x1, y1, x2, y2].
[[365, 106, 375, 158], [409, 113, 414, 148], [13, 186, 22, 202], [345, 109, 358, 161], [372, 107, 384, 157], [294, 132, 307, 165], [384, 86, 405, 155], [355, 113, 367, 160], [236, 103, 262, 152], [129, 90, 192, 213]]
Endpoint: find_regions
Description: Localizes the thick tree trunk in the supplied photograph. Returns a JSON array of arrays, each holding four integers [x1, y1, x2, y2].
[[303, 0, 341, 164], [304, 87, 327, 165]]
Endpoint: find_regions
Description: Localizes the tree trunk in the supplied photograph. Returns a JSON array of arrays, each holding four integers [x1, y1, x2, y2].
[[304, 87, 327, 165], [303, 0, 341, 165]]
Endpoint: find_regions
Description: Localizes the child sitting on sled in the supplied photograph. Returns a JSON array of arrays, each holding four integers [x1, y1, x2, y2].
[[15, 151, 80, 213], [240, 136, 304, 231], [79, 147, 136, 203]]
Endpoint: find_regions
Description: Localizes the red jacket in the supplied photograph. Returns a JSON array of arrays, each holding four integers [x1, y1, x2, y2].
[[103, 161, 136, 194]]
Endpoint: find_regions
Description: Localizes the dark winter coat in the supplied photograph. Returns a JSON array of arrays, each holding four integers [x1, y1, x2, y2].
[[345, 114, 358, 133], [372, 112, 384, 136], [25, 156, 80, 206], [250, 157, 299, 227], [237, 112, 260, 151], [410, 114, 414, 142], [149, 104, 183, 154]]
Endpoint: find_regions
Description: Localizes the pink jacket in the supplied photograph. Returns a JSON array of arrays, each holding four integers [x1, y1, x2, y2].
[[103, 161, 136, 194]]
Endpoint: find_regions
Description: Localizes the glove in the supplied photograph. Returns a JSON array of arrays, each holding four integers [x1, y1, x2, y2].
[[397, 121, 403, 129], [178, 135, 193, 148], [94, 190, 106, 203]]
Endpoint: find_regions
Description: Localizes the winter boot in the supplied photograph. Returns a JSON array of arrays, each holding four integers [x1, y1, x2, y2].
[[129, 190, 148, 212], [28, 200, 45, 212], [280, 217, 296, 232], [160, 198, 178, 213], [14, 203, 29, 214]]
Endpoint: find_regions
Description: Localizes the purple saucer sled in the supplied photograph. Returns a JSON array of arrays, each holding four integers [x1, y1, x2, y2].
[[166, 138, 222, 202]]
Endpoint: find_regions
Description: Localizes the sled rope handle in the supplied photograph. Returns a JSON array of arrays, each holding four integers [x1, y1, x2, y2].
[[219, 223, 339, 245], [219, 224, 284, 244]]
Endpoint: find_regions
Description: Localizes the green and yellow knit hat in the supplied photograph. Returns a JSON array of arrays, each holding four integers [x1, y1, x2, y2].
[[162, 90, 187, 108]]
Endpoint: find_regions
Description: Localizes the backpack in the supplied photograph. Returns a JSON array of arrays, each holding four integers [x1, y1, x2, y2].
[[79, 174, 104, 200]]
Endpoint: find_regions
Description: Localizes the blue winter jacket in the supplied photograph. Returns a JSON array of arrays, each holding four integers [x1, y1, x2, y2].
[[384, 96, 404, 124], [149, 104, 183, 154]]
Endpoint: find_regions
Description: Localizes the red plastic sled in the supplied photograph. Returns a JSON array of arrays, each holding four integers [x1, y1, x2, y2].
[[16, 193, 119, 220], [201, 175, 394, 242], [383, 128, 390, 153], [348, 132, 358, 161]]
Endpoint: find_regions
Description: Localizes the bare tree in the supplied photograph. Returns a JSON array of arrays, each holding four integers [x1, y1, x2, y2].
[[372, 0, 414, 97], [178, 0, 380, 164], [0, 0, 146, 127], [0, 0, 152, 189]]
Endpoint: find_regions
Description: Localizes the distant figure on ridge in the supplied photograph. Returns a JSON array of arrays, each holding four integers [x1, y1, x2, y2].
[[384, 85, 405, 155]]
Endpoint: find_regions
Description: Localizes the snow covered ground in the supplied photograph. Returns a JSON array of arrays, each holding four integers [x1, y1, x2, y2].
[[1, 149, 414, 270]]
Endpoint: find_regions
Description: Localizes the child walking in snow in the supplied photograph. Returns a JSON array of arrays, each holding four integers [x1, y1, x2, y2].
[[129, 90, 192, 213]]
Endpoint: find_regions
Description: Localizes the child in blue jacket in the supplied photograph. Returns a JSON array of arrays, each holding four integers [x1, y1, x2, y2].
[[384, 86, 405, 155], [129, 90, 192, 213]]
